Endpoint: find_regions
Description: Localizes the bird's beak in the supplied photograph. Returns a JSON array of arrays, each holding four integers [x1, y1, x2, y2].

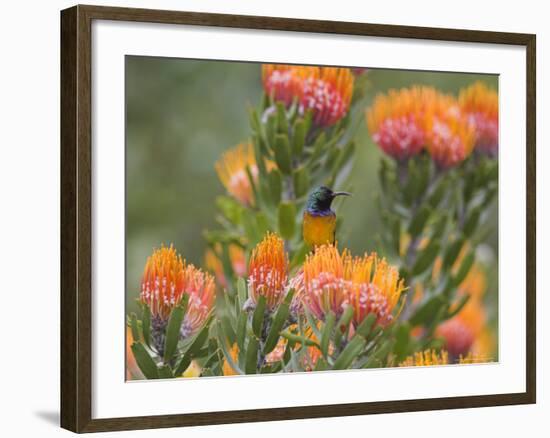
[[332, 191, 352, 197]]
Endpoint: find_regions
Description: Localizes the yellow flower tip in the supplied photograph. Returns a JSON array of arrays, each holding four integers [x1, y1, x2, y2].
[[399, 349, 449, 367], [303, 245, 405, 327], [223, 343, 240, 376], [248, 232, 289, 310], [459, 81, 499, 155], [215, 143, 257, 206], [262, 64, 354, 127], [140, 244, 215, 335]]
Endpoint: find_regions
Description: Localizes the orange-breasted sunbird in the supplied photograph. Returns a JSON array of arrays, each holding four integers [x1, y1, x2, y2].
[[302, 186, 351, 247]]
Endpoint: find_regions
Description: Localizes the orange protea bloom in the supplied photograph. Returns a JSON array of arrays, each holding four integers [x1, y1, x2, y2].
[[215, 143, 258, 206], [366, 87, 436, 160], [204, 243, 246, 288], [459, 82, 499, 156], [400, 349, 449, 367], [424, 93, 476, 168], [248, 232, 289, 311], [262, 64, 354, 127], [140, 245, 215, 338], [303, 245, 405, 327], [223, 343, 240, 376]]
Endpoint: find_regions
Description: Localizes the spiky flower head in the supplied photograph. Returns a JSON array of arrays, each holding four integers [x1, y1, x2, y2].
[[459, 82, 498, 156], [302, 245, 405, 327], [248, 232, 289, 311], [140, 245, 215, 337], [400, 349, 449, 367], [366, 87, 436, 161], [262, 64, 354, 127], [215, 143, 258, 206]]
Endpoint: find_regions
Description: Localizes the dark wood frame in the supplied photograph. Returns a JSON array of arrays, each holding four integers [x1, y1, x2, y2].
[[61, 4, 536, 433]]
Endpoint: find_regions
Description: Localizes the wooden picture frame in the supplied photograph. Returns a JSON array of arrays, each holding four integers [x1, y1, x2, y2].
[[61, 4, 536, 433]]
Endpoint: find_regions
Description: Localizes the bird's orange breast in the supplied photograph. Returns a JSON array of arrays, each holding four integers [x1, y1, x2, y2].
[[303, 211, 337, 247]]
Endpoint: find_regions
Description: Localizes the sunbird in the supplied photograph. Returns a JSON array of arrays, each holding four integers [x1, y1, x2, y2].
[[303, 186, 351, 247]]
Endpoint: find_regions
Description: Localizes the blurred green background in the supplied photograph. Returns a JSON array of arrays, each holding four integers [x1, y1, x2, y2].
[[125, 56, 498, 314]]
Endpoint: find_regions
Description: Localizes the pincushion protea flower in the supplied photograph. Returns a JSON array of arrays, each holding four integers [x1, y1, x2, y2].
[[459, 82, 499, 156], [302, 245, 405, 327], [204, 243, 246, 288], [366, 87, 434, 161], [247, 232, 289, 311], [140, 245, 215, 350], [215, 143, 258, 206], [262, 64, 354, 127]]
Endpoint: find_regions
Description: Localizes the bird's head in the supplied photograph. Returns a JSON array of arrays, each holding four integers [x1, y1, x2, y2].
[[306, 186, 351, 214]]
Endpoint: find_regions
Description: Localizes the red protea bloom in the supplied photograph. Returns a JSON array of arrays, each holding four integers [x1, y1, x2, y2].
[[262, 64, 354, 127], [366, 87, 436, 161], [140, 245, 215, 340], [247, 232, 289, 311], [302, 245, 405, 327], [459, 82, 499, 156]]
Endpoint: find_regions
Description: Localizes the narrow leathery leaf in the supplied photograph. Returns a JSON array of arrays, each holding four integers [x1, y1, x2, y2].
[[363, 340, 394, 368], [281, 331, 320, 348], [158, 365, 173, 379], [404, 159, 420, 205], [252, 295, 267, 338], [452, 252, 475, 287], [131, 342, 159, 379], [303, 110, 313, 135], [220, 314, 236, 345], [463, 206, 482, 237], [163, 305, 185, 363], [314, 357, 329, 372], [283, 288, 295, 305], [307, 132, 326, 165], [141, 304, 151, 347], [320, 312, 336, 358], [256, 212, 270, 236], [293, 166, 310, 199], [431, 214, 448, 241], [278, 202, 296, 240], [334, 306, 354, 348], [429, 178, 449, 208], [178, 293, 189, 314], [245, 165, 261, 206], [236, 312, 247, 351], [276, 102, 289, 133], [268, 168, 283, 204], [174, 354, 192, 377], [273, 134, 292, 174], [411, 242, 441, 276], [187, 322, 211, 357], [355, 313, 377, 339], [443, 237, 465, 269], [408, 205, 431, 237], [410, 296, 445, 326], [130, 313, 140, 343], [237, 277, 247, 309], [446, 294, 471, 320], [253, 138, 267, 177], [264, 302, 290, 354], [292, 119, 307, 156], [332, 336, 366, 370], [245, 337, 259, 374], [304, 308, 322, 340], [393, 324, 410, 362]]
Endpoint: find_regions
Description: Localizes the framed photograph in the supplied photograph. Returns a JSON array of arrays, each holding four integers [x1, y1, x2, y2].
[[60, 4, 536, 433]]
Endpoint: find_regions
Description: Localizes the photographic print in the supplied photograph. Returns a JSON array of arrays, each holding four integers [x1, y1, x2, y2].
[[125, 58, 499, 380]]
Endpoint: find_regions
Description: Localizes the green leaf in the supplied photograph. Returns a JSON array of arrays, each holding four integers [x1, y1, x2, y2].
[[307, 132, 326, 166], [236, 311, 248, 351], [410, 296, 445, 326], [443, 237, 465, 269], [163, 305, 185, 363], [408, 205, 431, 237], [463, 206, 482, 237], [452, 251, 475, 287], [332, 336, 366, 370], [278, 202, 296, 240], [158, 365, 173, 379], [268, 168, 283, 205], [355, 313, 377, 339], [281, 331, 320, 348], [276, 102, 289, 134], [264, 302, 291, 354], [245, 337, 259, 374], [334, 306, 354, 348], [393, 323, 410, 362], [411, 242, 441, 276], [428, 178, 449, 208], [237, 277, 248, 309], [130, 313, 140, 343], [131, 342, 159, 379], [292, 119, 307, 156], [186, 321, 211, 357], [320, 312, 336, 358], [252, 295, 267, 338], [141, 304, 151, 347], [273, 134, 292, 174], [362, 339, 394, 368], [174, 354, 191, 377], [293, 166, 310, 199]]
